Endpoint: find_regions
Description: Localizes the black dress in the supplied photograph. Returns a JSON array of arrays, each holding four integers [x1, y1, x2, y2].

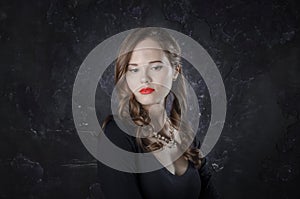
[[97, 119, 220, 199]]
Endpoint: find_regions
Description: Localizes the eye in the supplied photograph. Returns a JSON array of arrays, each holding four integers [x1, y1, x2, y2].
[[128, 68, 139, 73], [151, 65, 163, 71]]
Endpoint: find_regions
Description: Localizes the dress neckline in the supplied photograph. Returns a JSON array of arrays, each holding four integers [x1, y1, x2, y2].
[[162, 160, 191, 177]]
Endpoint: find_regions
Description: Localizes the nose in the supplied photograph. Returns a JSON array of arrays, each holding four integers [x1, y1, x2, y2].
[[140, 76, 150, 84], [140, 68, 151, 84]]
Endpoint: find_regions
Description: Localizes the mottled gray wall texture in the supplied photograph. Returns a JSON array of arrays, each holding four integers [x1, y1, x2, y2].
[[0, 0, 299, 198]]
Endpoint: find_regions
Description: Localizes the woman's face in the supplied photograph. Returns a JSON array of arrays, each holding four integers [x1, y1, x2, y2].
[[125, 38, 178, 109]]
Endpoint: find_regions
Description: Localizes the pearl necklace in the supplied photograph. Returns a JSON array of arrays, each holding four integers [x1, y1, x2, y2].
[[152, 118, 177, 148]]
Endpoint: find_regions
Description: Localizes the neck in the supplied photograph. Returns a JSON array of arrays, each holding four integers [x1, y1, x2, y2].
[[143, 103, 167, 132]]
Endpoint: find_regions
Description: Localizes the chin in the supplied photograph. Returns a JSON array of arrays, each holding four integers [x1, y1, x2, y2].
[[137, 100, 157, 106], [136, 98, 161, 107]]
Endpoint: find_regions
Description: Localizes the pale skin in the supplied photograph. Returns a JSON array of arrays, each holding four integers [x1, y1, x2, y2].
[[125, 38, 188, 176]]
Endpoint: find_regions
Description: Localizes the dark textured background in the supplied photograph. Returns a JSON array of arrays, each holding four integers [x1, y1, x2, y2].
[[0, 0, 300, 198]]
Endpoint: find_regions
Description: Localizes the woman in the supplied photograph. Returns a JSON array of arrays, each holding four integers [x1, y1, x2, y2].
[[97, 27, 220, 199]]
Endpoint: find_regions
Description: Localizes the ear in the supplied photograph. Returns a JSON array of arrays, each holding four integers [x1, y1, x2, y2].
[[173, 65, 180, 81]]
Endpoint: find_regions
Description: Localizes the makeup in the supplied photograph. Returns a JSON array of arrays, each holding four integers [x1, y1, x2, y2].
[[139, 87, 155, 94]]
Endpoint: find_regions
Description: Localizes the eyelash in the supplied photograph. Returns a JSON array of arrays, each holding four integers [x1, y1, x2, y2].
[[128, 68, 139, 73], [151, 65, 163, 70], [128, 65, 163, 73]]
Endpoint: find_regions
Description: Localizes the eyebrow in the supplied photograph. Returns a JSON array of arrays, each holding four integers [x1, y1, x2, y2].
[[128, 60, 163, 66]]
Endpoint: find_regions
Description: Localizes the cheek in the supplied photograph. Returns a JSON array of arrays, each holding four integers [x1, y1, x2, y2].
[[125, 74, 138, 92], [154, 71, 173, 88]]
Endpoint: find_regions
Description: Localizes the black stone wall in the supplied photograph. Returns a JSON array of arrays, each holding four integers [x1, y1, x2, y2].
[[0, 0, 299, 198]]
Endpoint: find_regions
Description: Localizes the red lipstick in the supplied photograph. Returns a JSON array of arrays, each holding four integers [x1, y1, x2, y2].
[[139, 87, 155, 94]]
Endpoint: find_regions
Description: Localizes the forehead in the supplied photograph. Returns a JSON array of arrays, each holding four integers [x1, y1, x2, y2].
[[129, 39, 169, 65]]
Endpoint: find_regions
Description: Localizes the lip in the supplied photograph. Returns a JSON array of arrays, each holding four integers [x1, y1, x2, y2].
[[139, 87, 155, 94]]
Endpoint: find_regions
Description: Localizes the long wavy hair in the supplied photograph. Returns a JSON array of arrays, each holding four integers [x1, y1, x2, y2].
[[103, 27, 202, 168]]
